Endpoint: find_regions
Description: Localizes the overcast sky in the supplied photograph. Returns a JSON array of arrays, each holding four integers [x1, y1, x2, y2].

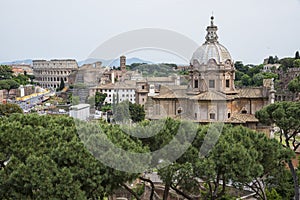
[[0, 0, 300, 65]]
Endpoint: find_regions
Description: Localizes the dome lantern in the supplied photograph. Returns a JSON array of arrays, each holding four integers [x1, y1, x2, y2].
[[205, 15, 219, 44]]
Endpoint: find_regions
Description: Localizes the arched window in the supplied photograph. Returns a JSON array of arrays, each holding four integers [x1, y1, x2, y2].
[[177, 107, 183, 114], [241, 108, 248, 114]]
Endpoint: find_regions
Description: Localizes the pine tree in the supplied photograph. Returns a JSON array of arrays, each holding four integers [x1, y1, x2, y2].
[[295, 51, 300, 59], [59, 79, 65, 91], [268, 56, 275, 64]]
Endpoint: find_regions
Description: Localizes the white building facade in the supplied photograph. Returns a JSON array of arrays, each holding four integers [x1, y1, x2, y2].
[[69, 104, 90, 120], [92, 81, 136, 104]]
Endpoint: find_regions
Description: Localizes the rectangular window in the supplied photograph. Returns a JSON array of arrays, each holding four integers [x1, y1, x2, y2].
[[209, 80, 215, 88], [194, 80, 199, 88], [226, 79, 230, 88], [210, 113, 215, 120]]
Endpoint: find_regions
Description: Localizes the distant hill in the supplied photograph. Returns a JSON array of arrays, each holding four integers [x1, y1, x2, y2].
[[1, 59, 33, 65], [129, 63, 178, 77], [78, 57, 153, 67]]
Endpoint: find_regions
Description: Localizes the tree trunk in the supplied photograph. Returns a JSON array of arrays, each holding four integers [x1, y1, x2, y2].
[[163, 182, 170, 200], [287, 160, 299, 200], [256, 178, 267, 200], [6, 89, 10, 100]]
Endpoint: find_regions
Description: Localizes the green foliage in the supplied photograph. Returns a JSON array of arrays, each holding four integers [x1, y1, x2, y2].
[[279, 57, 295, 69], [68, 94, 80, 105], [0, 80, 9, 91], [0, 103, 23, 116], [234, 61, 248, 74], [113, 100, 145, 123], [0, 112, 295, 199], [235, 70, 244, 81], [268, 56, 275, 64], [255, 101, 300, 134], [0, 65, 35, 85], [293, 59, 300, 68], [288, 76, 300, 93], [256, 101, 300, 199], [0, 65, 13, 80], [0, 114, 145, 199], [234, 62, 274, 87], [129, 102, 145, 122], [132, 183, 145, 196], [101, 104, 112, 112], [252, 72, 278, 86], [266, 188, 282, 200], [0, 79, 19, 91], [241, 74, 251, 86], [13, 74, 30, 85], [127, 63, 177, 77], [72, 83, 87, 89], [95, 91, 107, 109], [178, 70, 189, 75], [267, 56, 279, 64], [0, 79, 20, 98], [155, 124, 292, 199], [266, 167, 294, 199]]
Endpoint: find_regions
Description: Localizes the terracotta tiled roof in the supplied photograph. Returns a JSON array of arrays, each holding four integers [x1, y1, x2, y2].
[[190, 91, 231, 101], [146, 77, 175, 82], [226, 114, 259, 123], [96, 80, 136, 89], [152, 91, 187, 99], [235, 88, 266, 98]]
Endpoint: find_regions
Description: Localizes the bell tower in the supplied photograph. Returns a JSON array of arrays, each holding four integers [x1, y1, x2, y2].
[[120, 55, 126, 73]]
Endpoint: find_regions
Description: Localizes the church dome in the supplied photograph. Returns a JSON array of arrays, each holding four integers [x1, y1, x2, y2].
[[191, 16, 232, 66], [191, 43, 232, 65]]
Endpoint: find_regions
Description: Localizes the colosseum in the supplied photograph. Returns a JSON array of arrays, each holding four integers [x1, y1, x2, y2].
[[33, 59, 79, 88]]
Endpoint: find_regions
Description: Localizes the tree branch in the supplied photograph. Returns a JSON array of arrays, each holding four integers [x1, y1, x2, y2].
[[121, 183, 141, 200], [139, 176, 154, 200], [170, 185, 193, 200], [246, 182, 263, 200], [294, 142, 300, 152], [213, 172, 220, 197], [217, 175, 226, 198]]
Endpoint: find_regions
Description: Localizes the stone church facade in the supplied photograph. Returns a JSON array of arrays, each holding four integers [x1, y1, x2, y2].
[[146, 16, 275, 132]]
